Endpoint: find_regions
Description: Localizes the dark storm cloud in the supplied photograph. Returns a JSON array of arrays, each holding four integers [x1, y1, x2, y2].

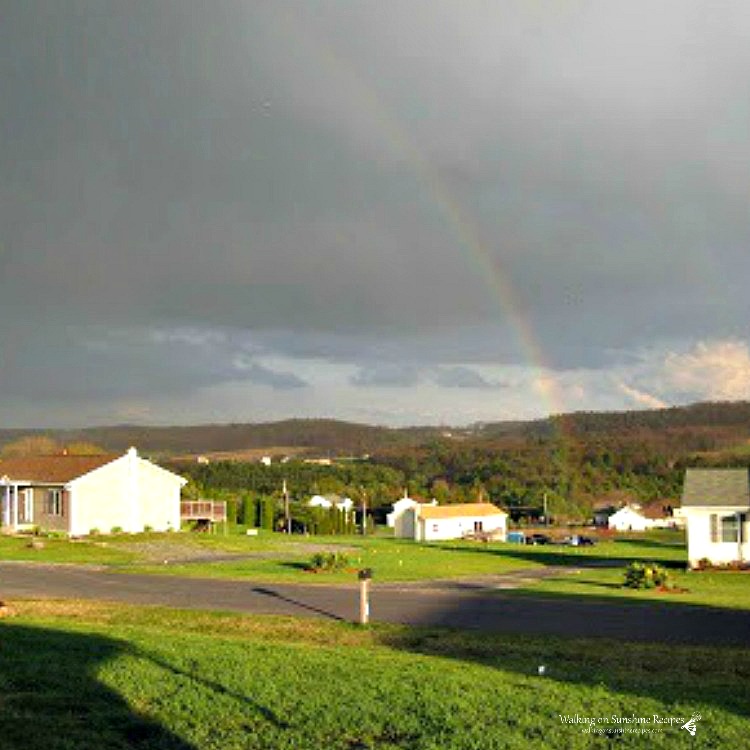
[[0, 326, 307, 400], [2, 1, 750, 422]]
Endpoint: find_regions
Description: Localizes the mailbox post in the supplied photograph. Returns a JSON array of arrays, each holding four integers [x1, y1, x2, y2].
[[358, 568, 373, 625]]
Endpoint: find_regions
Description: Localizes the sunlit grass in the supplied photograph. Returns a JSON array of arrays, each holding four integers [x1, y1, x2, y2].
[[1, 600, 747, 749]]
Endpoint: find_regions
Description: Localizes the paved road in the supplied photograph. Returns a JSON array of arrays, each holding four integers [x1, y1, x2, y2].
[[2, 562, 748, 645]]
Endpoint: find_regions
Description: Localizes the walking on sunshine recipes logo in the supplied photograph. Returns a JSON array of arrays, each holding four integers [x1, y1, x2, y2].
[[558, 711, 702, 737]]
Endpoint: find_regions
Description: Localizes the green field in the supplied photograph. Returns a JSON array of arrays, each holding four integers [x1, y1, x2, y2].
[[2, 600, 747, 750]]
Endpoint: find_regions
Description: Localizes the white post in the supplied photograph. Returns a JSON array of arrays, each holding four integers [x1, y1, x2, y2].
[[358, 569, 372, 625], [1, 484, 8, 528], [738, 511, 744, 564], [11, 485, 18, 529]]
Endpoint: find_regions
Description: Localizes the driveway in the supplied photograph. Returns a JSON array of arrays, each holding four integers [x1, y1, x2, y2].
[[1, 562, 748, 645]]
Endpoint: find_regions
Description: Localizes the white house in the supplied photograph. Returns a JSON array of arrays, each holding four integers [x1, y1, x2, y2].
[[680, 468, 750, 568], [0, 448, 186, 536], [307, 494, 353, 512], [608, 504, 652, 532], [402, 502, 508, 542], [387, 493, 438, 538]]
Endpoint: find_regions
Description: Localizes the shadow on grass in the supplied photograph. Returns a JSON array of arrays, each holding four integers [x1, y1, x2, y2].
[[0, 622, 197, 750], [252, 586, 347, 621], [431, 543, 687, 570]]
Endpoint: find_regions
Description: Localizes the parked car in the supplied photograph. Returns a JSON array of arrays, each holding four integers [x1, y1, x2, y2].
[[525, 533, 551, 545], [563, 534, 596, 547]]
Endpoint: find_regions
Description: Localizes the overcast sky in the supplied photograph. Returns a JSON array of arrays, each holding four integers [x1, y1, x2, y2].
[[2, 1, 750, 428]]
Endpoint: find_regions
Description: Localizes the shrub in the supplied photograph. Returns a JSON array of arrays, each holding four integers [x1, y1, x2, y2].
[[307, 551, 351, 572], [623, 561, 671, 589], [110, 526, 123, 534]]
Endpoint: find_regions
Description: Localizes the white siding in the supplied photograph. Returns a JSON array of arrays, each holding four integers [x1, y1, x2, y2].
[[68, 451, 184, 536], [69, 456, 132, 535], [684, 507, 750, 567], [419, 513, 507, 542], [608, 507, 651, 532], [137, 459, 183, 532]]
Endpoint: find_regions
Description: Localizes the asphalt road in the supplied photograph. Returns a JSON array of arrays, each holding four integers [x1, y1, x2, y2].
[[2, 562, 748, 645]]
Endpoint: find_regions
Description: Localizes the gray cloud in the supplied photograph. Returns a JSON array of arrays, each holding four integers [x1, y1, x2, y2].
[[2, 2, 749, 424], [349, 364, 421, 388], [432, 367, 503, 390]]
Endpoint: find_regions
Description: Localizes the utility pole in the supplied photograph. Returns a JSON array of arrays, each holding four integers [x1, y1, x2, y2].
[[360, 485, 368, 536], [283, 479, 291, 534], [543, 492, 548, 526]]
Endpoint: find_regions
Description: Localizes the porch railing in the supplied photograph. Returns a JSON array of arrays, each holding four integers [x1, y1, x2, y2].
[[180, 500, 228, 523]]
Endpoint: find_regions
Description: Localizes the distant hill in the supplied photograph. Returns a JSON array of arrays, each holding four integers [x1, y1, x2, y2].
[[3, 401, 750, 457], [0, 419, 440, 457], [475, 401, 750, 440]]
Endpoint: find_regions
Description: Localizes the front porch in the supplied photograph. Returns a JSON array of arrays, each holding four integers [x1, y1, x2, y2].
[[1, 481, 67, 534], [1, 482, 33, 532]]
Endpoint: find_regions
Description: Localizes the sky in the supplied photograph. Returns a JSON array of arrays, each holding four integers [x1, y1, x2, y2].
[[1, 1, 750, 428]]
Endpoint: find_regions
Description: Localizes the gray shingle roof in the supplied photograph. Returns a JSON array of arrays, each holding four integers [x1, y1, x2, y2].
[[681, 468, 750, 508]]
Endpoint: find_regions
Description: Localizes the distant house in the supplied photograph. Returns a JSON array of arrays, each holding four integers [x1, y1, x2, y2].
[[680, 468, 750, 568], [608, 504, 652, 532], [640, 500, 683, 529], [0, 448, 186, 536], [387, 493, 438, 538], [401, 502, 508, 542], [307, 494, 353, 512]]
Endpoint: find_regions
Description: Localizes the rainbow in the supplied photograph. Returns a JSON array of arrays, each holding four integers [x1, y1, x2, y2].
[[273, 10, 568, 424]]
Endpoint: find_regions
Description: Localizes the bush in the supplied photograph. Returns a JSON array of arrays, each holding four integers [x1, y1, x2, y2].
[[623, 561, 671, 589], [306, 551, 351, 572]]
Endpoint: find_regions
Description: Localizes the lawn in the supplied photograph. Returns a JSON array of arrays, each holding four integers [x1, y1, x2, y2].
[[0, 531, 544, 582], [0, 600, 746, 749], [508, 564, 750, 611]]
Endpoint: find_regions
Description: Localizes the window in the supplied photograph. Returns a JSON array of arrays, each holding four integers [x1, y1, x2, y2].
[[721, 515, 738, 543], [474, 521, 484, 532], [46, 489, 63, 516], [711, 513, 741, 543], [432, 524, 439, 532]]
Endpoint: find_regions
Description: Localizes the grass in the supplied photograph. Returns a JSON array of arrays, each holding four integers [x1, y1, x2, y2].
[[0, 534, 137, 565], [508, 565, 750, 610], [0, 600, 747, 749]]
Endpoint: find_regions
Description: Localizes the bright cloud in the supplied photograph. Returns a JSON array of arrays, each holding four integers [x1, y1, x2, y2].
[[662, 340, 750, 401]]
